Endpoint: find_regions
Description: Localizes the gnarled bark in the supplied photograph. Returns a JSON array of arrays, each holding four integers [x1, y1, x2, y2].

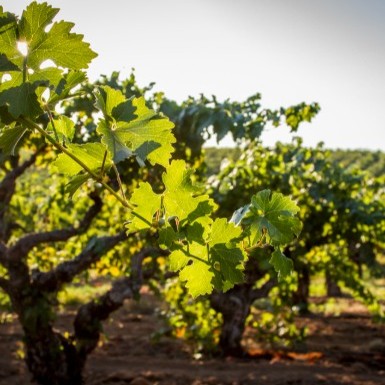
[[210, 256, 275, 356]]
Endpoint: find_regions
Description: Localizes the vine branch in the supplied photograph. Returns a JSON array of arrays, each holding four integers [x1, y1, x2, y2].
[[73, 246, 165, 357], [32, 231, 127, 292], [18, 117, 134, 210], [9, 193, 102, 261], [0, 276, 10, 293]]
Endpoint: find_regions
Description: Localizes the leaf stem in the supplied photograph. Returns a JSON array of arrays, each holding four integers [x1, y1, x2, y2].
[[112, 163, 127, 203], [22, 57, 27, 83], [45, 105, 60, 142], [19, 117, 134, 210], [100, 150, 108, 176]]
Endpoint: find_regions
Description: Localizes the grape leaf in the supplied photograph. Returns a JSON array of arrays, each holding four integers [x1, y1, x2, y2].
[[162, 160, 216, 224], [0, 81, 43, 118], [96, 86, 175, 166], [51, 142, 111, 176], [0, 125, 27, 155], [126, 160, 245, 297], [248, 189, 302, 246], [269, 249, 293, 278], [65, 173, 91, 198], [0, 8, 21, 69], [209, 218, 245, 290], [172, 219, 246, 297], [126, 182, 162, 232], [0, 2, 96, 118], [168, 249, 189, 272], [48, 70, 87, 104], [19, 2, 97, 70], [230, 204, 251, 226], [95, 86, 135, 122], [208, 217, 242, 246], [179, 258, 215, 297], [47, 116, 75, 144]]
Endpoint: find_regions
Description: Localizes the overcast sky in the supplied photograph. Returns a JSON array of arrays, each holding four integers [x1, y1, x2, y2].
[[3, 0, 385, 150]]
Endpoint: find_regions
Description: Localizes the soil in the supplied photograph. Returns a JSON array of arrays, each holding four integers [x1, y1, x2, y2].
[[1, 293, 385, 385]]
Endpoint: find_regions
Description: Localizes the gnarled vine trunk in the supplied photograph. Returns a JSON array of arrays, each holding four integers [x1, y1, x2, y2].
[[210, 285, 253, 356], [210, 256, 275, 356]]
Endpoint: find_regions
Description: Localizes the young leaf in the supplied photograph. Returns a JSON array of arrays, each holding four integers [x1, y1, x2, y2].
[[0, 2, 96, 119], [248, 189, 302, 246], [47, 116, 75, 144], [96, 86, 175, 166], [126, 182, 162, 232], [269, 249, 293, 278], [173, 219, 246, 297]]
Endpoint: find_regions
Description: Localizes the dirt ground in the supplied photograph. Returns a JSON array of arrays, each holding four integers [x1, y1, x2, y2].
[[1, 294, 385, 385]]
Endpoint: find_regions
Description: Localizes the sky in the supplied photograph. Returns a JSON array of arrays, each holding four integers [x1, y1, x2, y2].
[[2, 0, 385, 150]]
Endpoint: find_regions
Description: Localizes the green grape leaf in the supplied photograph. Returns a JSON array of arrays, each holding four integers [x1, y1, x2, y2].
[[168, 218, 246, 297], [208, 217, 242, 246], [125, 160, 244, 297], [162, 160, 216, 223], [211, 244, 245, 289], [96, 86, 175, 166], [51, 142, 111, 176], [0, 80, 43, 118], [19, 2, 97, 70], [95, 86, 135, 122], [47, 116, 75, 144], [48, 70, 87, 103], [65, 173, 90, 198], [0, 53, 19, 72], [269, 249, 293, 278], [168, 249, 190, 272], [29, 67, 64, 94], [179, 258, 215, 298], [0, 8, 21, 69], [126, 182, 161, 232], [0, 3, 96, 119], [209, 218, 245, 290], [97, 119, 134, 163], [0, 125, 27, 155], [248, 189, 302, 246]]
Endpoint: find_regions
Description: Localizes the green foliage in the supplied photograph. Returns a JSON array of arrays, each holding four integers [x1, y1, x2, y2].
[[0, 2, 96, 120], [330, 149, 385, 178], [127, 163, 301, 296], [96, 86, 175, 166], [209, 138, 385, 314], [160, 279, 222, 354], [0, 2, 304, 303]]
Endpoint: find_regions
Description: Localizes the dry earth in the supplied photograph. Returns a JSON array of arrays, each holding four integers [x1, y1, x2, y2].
[[1, 294, 385, 385]]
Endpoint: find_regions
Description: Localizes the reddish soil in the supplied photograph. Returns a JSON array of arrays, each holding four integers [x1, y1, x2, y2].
[[1, 295, 385, 385]]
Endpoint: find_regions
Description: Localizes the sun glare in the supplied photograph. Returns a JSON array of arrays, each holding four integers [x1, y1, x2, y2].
[[17, 41, 28, 56]]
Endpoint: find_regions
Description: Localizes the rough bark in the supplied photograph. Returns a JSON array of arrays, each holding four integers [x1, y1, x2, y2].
[[210, 255, 275, 357], [8, 193, 102, 262], [73, 247, 162, 360], [292, 266, 310, 314], [0, 276, 10, 293], [0, 184, 136, 384], [210, 279, 275, 357], [326, 271, 343, 297], [0, 241, 7, 267], [0, 149, 43, 242], [16, 246, 161, 385], [31, 232, 127, 292]]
